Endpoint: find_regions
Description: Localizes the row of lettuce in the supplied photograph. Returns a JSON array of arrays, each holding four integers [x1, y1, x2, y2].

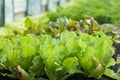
[[1, 0, 120, 38], [0, 0, 120, 79], [0, 16, 120, 39], [0, 16, 120, 80], [39, 0, 120, 26]]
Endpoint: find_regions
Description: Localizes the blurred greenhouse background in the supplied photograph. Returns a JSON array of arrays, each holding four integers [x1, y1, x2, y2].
[[0, 0, 120, 26], [0, 0, 70, 26]]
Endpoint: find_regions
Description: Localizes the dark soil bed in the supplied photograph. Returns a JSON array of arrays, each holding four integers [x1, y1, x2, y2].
[[66, 73, 117, 80]]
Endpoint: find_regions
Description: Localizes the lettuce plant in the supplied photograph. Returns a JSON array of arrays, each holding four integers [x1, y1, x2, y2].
[[0, 31, 119, 80]]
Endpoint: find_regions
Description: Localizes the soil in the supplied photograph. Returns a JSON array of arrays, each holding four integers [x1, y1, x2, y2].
[[113, 43, 120, 60], [0, 76, 18, 80], [66, 73, 116, 80], [112, 43, 120, 73]]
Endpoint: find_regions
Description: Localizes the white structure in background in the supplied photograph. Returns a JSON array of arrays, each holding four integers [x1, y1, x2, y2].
[[14, 0, 27, 20], [48, 0, 59, 11], [4, 0, 14, 23], [0, 0, 3, 26], [27, 0, 41, 16], [41, 0, 48, 12], [60, 0, 67, 6], [4, 0, 70, 22]]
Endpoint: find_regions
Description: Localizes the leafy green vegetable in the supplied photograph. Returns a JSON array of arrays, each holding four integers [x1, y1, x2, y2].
[[34, 31, 115, 80], [63, 57, 79, 74], [3, 34, 38, 72], [0, 38, 10, 69], [104, 68, 118, 79], [0, 29, 118, 80], [5, 21, 27, 35], [0, 1, 119, 79], [0, 27, 15, 39], [29, 56, 45, 78], [38, 0, 120, 26]]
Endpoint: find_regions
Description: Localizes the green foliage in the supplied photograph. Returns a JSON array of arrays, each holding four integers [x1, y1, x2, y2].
[[5, 21, 27, 35], [104, 60, 120, 80], [0, 38, 10, 69], [3, 34, 38, 71], [0, 0, 119, 79], [34, 31, 115, 80], [0, 12, 119, 80], [0, 27, 15, 38], [39, 0, 120, 26], [0, 31, 117, 80], [29, 56, 45, 78]]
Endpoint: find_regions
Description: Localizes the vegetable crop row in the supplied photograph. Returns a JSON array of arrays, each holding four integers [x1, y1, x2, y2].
[[0, 30, 119, 80]]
